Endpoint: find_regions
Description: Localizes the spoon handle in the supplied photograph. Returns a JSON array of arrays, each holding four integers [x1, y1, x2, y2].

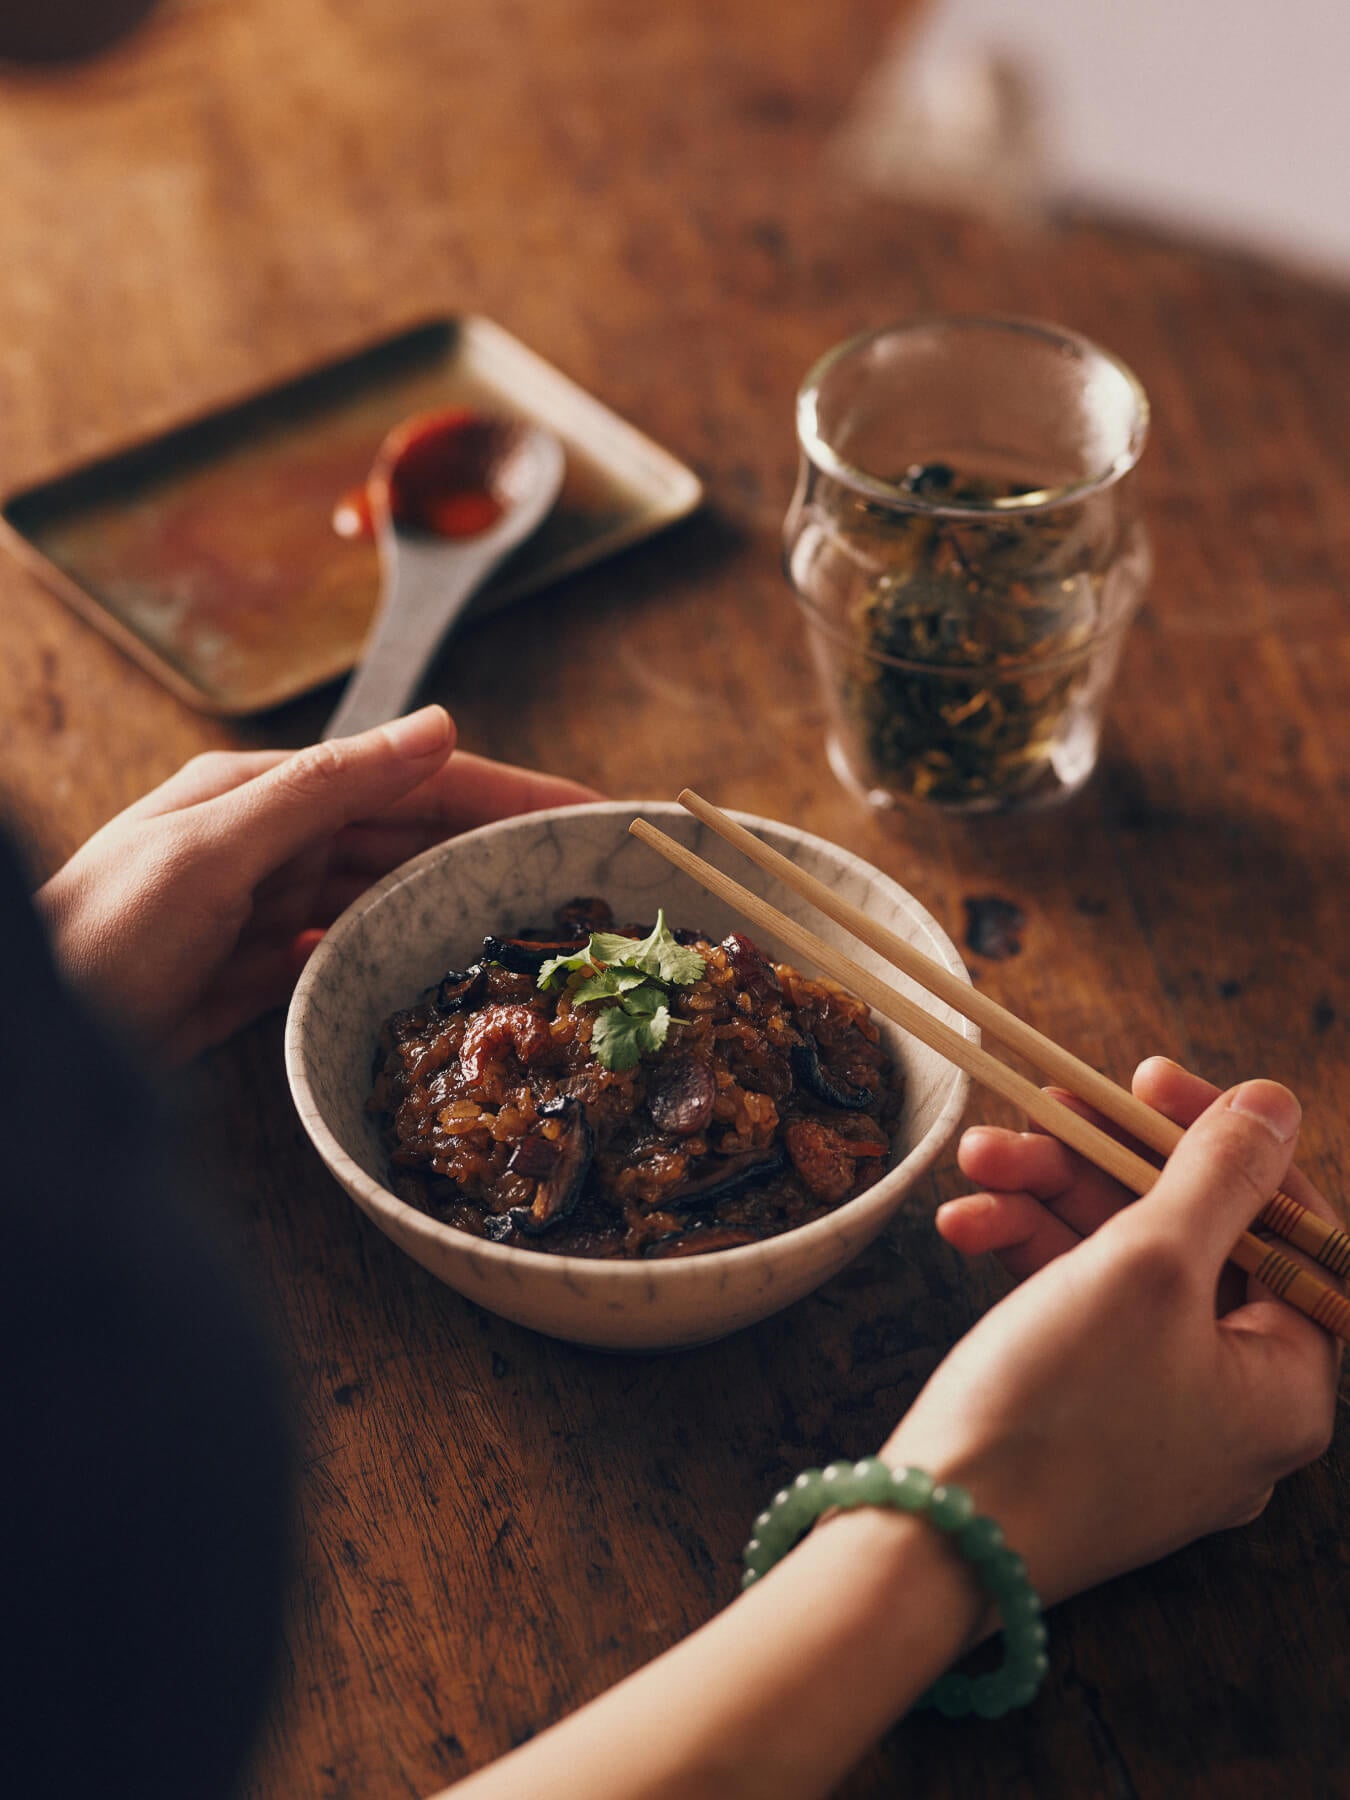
[[324, 423, 565, 739], [322, 542, 495, 739]]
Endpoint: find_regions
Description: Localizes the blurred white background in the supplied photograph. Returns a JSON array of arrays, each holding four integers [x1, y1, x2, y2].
[[839, 0, 1350, 277]]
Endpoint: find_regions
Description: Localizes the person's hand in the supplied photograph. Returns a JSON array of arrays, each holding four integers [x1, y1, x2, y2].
[[878, 1060, 1340, 1606], [421, 1063, 1340, 1800], [37, 706, 600, 1063]]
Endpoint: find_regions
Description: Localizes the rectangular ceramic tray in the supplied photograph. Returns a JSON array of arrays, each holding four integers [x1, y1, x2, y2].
[[0, 317, 702, 715]]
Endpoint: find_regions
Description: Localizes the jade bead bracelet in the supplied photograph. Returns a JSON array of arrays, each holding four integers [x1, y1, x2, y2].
[[741, 1458, 1048, 1718]]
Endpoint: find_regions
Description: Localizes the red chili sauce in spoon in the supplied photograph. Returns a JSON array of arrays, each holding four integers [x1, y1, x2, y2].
[[333, 408, 507, 541]]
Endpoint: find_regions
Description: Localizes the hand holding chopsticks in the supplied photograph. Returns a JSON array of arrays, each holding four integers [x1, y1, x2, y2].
[[628, 796, 1350, 1345]]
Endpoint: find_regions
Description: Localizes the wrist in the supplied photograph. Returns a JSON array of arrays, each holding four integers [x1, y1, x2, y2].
[[806, 1499, 991, 1653], [878, 1428, 1066, 1604], [754, 1460, 1047, 1716], [725, 1500, 988, 1782]]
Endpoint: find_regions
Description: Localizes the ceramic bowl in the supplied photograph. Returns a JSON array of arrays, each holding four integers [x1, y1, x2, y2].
[[285, 802, 974, 1351]]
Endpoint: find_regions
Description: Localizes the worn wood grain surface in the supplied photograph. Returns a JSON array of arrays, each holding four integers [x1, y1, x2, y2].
[[0, 3, 1345, 1795]]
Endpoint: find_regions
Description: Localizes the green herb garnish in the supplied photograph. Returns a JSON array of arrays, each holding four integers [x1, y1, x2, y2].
[[538, 909, 705, 1072]]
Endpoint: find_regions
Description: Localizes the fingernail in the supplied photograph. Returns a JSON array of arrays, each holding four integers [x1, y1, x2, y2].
[[1229, 1081, 1301, 1143], [960, 1127, 998, 1149], [383, 705, 451, 758], [938, 1194, 995, 1220]]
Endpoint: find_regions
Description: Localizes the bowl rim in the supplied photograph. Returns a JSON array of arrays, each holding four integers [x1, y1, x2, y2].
[[285, 799, 974, 1285]]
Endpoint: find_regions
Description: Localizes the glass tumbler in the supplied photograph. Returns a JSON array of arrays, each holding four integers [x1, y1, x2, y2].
[[784, 318, 1150, 813]]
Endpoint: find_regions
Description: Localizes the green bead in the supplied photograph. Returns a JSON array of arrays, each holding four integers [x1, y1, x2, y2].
[[769, 1486, 818, 1538], [821, 1460, 854, 1489], [958, 1515, 1005, 1561], [970, 1673, 1008, 1719], [1005, 1642, 1043, 1678], [838, 1458, 895, 1505], [742, 1536, 774, 1576], [767, 1517, 809, 1557], [756, 1501, 800, 1549], [999, 1587, 1042, 1626], [982, 1546, 1029, 1597], [928, 1483, 976, 1532], [753, 1521, 792, 1561], [740, 1569, 759, 1591], [1008, 1648, 1050, 1685], [889, 1466, 935, 1511], [765, 1472, 825, 1534], [927, 1672, 971, 1718]]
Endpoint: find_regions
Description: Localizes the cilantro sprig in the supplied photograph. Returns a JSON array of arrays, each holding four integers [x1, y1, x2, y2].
[[538, 910, 705, 1072]]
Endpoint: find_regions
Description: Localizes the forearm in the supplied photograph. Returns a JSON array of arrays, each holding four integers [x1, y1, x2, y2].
[[439, 1506, 983, 1800]]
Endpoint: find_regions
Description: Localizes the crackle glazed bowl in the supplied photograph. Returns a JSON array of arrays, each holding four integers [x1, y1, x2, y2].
[[285, 801, 974, 1351]]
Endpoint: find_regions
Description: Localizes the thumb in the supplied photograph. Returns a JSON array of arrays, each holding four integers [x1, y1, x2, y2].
[[209, 706, 456, 876], [1140, 1079, 1301, 1268]]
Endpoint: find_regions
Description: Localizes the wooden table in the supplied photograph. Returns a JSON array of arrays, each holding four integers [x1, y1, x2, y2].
[[1, 4, 1345, 1794]]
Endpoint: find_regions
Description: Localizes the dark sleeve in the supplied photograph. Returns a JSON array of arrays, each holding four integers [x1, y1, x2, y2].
[[0, 831, 291, 1800]]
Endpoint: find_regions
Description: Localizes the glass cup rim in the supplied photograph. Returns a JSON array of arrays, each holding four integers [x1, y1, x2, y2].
[[795, 315, 1151, 517]]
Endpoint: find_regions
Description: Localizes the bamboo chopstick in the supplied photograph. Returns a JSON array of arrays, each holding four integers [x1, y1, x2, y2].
[[627, 815, 1350, 1346], [676, 788, 1350, 1285]]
